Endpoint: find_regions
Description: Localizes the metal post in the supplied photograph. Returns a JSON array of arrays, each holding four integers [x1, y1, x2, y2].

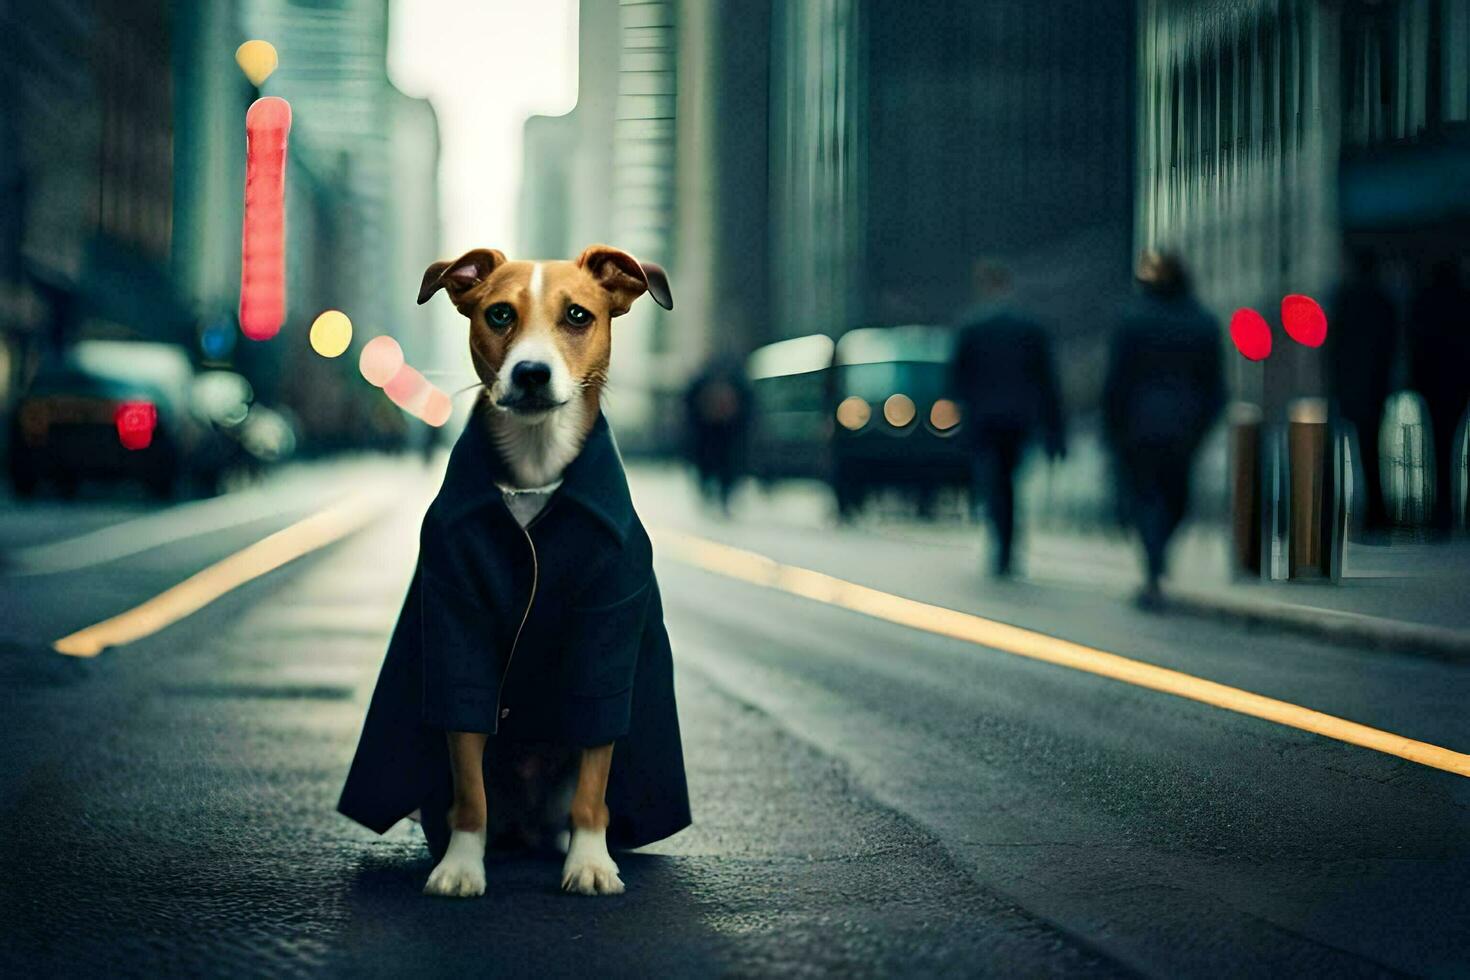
[[1229, 402, 1263, 578], [1288, 397, 1337, 581]]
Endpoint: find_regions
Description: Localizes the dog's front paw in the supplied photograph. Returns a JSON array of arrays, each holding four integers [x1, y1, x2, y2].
[[424, 829, 486, 898], [560, 826, 623, 896]]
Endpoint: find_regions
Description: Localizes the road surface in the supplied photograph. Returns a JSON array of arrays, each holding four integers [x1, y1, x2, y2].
[[0, 459, 1465, 977]]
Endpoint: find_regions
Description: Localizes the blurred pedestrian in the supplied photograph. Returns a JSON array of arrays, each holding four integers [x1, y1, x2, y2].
[[1408, 258, 1470, 533], [1104, 251, 1224, 608], [1326, 248, 1397, 535], [948, 260, 1065, 577], [683, 356, 751, 515]]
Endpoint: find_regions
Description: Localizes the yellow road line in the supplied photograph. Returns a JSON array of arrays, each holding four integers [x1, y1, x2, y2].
[[655, 529, 1470, 779], [53, 493, 386, 658]]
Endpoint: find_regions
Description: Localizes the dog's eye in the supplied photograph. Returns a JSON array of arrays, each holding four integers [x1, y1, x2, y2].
[[565, 304, 593, 328], [485, 303, 516, 329]]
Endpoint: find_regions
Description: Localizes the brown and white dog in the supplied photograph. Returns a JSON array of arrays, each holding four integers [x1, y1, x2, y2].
[[413, 244, 672, 898]]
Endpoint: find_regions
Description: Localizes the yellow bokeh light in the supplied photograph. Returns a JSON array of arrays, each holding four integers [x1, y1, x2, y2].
[[235, 40, 279, 86], [309, 310, 353, 358], [883, 393, 916, 428], [929, 398, 961, 431], [836, 396, 871, 431]]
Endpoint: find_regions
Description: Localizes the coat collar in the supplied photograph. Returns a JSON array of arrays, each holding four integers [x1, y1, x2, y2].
[[438, 403, 634, 545]]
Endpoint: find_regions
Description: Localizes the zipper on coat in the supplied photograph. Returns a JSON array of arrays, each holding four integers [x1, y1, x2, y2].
[[493, 511, 542, 734]]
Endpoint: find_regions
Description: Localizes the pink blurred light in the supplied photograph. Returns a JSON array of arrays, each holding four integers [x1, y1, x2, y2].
[[359, 336, 405, 387], [384, 364, 429, 412], [239, 97, 292, 341], [419, 387, 453, 427]]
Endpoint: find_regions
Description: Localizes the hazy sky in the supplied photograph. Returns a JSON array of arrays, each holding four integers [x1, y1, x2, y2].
[[387, 0, 579, 258]]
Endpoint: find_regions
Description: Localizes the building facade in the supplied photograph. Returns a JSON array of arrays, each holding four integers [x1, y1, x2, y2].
[[1138, 0, 1470, 412], [0, 0, 444, 451], [521, 0, 1136, 448]]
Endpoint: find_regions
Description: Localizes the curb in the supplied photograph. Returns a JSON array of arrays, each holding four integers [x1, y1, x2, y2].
[[1165, 588, 1470, 662]]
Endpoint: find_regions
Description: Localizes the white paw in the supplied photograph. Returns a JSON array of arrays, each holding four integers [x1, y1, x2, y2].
[[560, 826, 624, 896], [424, 828, 486, 898]]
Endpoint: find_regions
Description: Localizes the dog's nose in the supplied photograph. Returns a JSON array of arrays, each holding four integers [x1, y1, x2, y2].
[[511, 361, 552, 390]]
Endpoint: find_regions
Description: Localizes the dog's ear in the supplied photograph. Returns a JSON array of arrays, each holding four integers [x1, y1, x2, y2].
[[575, 245, 674, 316], [417, 248, 508, 306]]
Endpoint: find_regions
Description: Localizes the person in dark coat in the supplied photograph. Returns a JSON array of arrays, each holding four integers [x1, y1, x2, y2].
[[338, 404, 691, 863], [1104, 251, 1225, 608], [682, 356, 751, 514], [948, 260, 1065, 576], [1408, 259, 1470, 533], [1326, 249, 1398, 534]]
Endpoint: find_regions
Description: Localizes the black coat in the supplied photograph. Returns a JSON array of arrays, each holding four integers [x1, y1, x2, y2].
[[337, 409, 691, 852], [949, 304, 1065, 451], [1103, 292, 1225, 457]]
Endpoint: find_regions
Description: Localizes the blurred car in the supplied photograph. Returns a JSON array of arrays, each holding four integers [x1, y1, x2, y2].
[[186, 369, 297, 485], [7, 341, 255, 498], [744, 334, 835, 484], [829, 325, 967, 517]]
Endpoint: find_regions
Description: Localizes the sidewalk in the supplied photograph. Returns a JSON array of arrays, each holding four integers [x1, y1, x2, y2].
[[631, 463, 1470, 660], [1027, 525, 1470, 660]]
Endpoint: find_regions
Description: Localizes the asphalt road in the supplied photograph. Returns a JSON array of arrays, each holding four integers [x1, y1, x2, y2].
[[0, 460, 1466, 977]]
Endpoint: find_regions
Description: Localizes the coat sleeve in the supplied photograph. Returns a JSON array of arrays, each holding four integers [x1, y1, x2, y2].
[[417, 506, 506, 734], [560, 561, 653, 747], [418, 568, 503, 732]]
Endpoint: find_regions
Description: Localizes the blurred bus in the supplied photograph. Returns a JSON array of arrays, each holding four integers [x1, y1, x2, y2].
[[743, 325, 967, 516], [744, 334, 835, 484], [830, 325, 966, 516]]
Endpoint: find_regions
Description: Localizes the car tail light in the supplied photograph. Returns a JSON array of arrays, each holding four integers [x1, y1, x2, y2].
[[114, 401, 158, 450]]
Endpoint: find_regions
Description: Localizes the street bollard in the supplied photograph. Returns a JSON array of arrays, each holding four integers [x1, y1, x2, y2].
[[1228, 402, 1264, 578], [1287, 398, 1345, 581]]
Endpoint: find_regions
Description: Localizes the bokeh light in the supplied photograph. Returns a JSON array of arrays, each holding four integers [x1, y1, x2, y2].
[[836, 395, 871, 431], [234, 40, 279, 86], [239, 97, 292, 341], [1281, 294, 1328, 348], [883, 393, 916, 428], [359, 336, 405, 387], [929, 398, 961, 431], [200, 316, 237, 361], [1229, 308, 1272, 361], [114, 401, 157, 451], [419, 387, 453, 427], [309, 310, 353, 358], [384, 364, 429, 412]]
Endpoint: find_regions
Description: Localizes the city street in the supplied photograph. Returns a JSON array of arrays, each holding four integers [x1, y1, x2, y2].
[[1, 458, 1465, 977]]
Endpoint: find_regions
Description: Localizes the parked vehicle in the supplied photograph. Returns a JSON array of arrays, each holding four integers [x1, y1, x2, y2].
[[5, 341, 286, 498], [744, 334, 835, 485], [829, 325, 967, 516], [742, 326, 966, 516]]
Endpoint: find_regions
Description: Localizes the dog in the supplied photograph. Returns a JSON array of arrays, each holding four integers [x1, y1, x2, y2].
[[338, 244, 689, 899]]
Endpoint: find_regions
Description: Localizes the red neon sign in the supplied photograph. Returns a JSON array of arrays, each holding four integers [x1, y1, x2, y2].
[[239, 97, 292, 341]]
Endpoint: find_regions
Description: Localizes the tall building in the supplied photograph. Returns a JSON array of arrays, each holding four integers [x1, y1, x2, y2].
[[0, 0, 443, 450], [239, 0, 442, 377], [1137, 0, 1470, 413], [522, 0, 1136, 449], [520, 0, 676, 445], [0, 0, 184, 394], [761, 0, 1135, 409]]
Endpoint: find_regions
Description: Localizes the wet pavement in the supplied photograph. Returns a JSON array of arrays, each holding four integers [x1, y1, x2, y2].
[[0, 459, 1466, 976]]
